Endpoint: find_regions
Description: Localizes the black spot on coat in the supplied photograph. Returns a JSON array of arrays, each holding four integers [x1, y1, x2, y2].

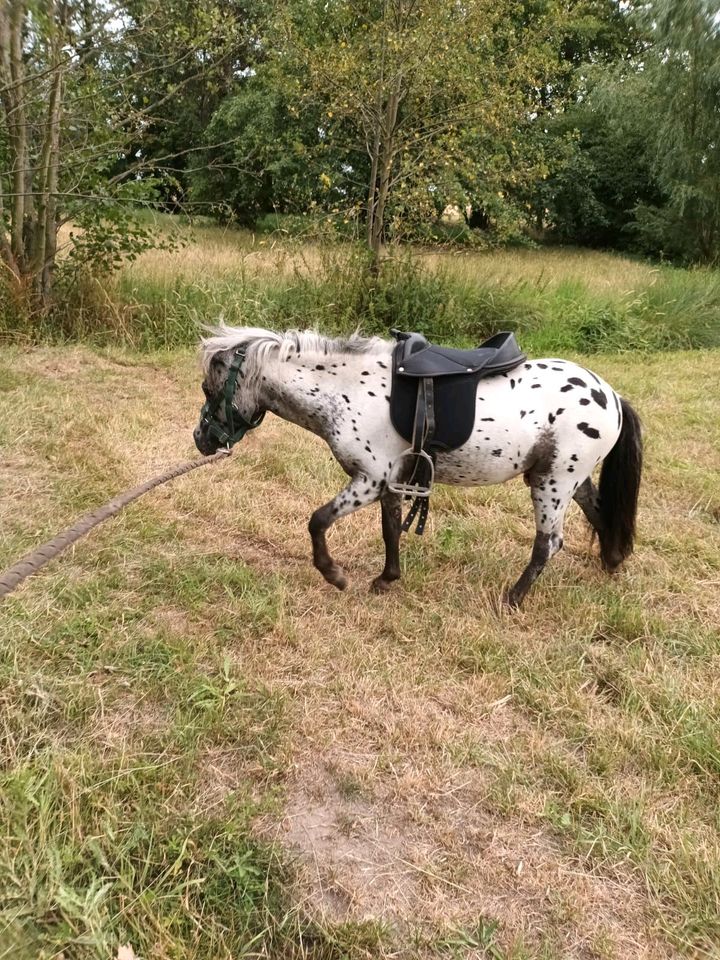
[[577, 422, 600, 439], [591, 388, 608, 409]]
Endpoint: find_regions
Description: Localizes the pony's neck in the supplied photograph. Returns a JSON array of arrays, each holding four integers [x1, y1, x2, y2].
[[255, 351, 352, 440]]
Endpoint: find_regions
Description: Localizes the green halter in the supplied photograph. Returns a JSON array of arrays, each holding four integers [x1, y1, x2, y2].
[[199, 348, 265, 448]]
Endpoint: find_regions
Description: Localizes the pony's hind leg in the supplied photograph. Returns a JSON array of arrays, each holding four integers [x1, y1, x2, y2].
[[371, 490, 402, 594], [573, 477, 602, 533], [505, 474, 576, 609], [308, 474, 381, 590]]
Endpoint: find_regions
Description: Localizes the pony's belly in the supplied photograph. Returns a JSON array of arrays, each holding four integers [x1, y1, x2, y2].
[[435, 443, 529, 486]]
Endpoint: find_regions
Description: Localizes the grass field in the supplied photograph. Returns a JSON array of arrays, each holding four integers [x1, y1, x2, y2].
[[1, 334, 719, 958], [4, 222, 719, 355]]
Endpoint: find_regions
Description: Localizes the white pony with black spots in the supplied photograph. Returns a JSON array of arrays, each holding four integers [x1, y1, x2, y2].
[[195, 326, 642, 607]]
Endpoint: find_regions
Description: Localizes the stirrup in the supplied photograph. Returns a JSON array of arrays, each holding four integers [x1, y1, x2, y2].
[[387, 448, 435, 498]]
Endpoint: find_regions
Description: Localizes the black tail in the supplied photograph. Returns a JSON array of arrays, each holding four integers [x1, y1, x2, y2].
[[598, 398, 643, 571]]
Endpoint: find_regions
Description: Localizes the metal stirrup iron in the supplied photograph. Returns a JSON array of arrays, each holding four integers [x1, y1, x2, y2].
[[388, 376, 436, 535]]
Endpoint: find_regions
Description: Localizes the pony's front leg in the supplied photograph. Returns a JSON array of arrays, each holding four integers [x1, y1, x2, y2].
[[308, 475, 380, 590], [371, 490, 402, 594]]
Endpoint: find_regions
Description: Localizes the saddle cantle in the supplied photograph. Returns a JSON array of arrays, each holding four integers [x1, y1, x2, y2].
[[388, 330, 526, 533]]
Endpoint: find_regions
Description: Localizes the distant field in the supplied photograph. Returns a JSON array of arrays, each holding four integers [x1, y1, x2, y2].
[[8, 220, 712, 354], [128, 222, 661, 295], [1, 343, 719, 958]]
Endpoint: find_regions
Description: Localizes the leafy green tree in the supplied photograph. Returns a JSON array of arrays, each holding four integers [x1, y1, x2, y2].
[[270, 0, 560, 262], [636, 0, 720, 262], [524, 0, 720, 262], [116, 0, 262, 205], [189, 77, 330, 224], [526, 84, 662, 248]]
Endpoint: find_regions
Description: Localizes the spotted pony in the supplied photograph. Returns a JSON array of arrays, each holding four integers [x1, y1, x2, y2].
[[194, 326, 643, 608]]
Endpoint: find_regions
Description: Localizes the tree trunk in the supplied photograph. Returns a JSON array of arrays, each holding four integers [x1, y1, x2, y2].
[[33, 2, 65, 303], [368, 75, 402, 267], [0, 2, 28, 274], [366, 113, 382, 253]]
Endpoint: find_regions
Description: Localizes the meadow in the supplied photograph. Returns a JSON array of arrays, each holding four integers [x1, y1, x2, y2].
[[1, 228, 719, 959], [4, 220, 720, 355]]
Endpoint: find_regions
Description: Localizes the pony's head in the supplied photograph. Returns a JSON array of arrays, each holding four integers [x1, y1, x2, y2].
[[193, 325, 274, 454]]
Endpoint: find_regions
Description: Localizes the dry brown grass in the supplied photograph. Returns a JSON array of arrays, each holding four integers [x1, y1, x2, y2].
[[132, 231, 336, 285], [417, 246, 664, 298], [1, 344, 719, 958], [126, 225, 662, 299]]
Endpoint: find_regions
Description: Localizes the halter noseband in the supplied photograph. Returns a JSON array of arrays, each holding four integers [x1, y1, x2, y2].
[[199, 348, 265, 448]]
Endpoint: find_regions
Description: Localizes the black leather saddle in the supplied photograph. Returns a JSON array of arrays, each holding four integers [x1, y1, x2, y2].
[[388, 329, 526, 533], [393, 330, 525, 380]]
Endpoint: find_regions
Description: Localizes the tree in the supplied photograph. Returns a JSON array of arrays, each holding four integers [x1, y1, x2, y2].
[[525, 83, 662, 248], [116, 0, 262, 206], [639, 0, 720, 262], [523, 0, 720, 262], [189, 75, 343, 225], [271, 0, 559, 263], [0, 0, 251, 314]]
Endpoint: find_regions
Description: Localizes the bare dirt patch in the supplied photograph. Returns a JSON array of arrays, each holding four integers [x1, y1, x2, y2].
[[88, 689, 168, 751], [275, 754, 673, 959]]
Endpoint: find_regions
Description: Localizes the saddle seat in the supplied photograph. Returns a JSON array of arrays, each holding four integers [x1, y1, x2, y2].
[[393, 330, 525, 379], [388, 329, 526, 534]]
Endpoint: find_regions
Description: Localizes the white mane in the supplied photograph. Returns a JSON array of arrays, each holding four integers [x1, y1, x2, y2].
[[200, 324, 390, 380]]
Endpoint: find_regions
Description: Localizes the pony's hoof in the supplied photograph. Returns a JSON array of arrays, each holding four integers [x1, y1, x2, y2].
[[327, 566, 347, 590], [501, 588, 522, 610], [370, 576, 395, 594]]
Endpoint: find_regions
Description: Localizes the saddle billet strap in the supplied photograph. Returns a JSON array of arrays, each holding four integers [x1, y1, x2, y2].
[[401, 495, 430, 534], [423, 377, 436, 447]]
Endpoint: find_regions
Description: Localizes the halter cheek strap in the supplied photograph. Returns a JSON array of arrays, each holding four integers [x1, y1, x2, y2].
[[199, 348, 265, 448]]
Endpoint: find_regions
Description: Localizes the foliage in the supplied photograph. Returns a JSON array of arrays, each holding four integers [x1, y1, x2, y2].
[[528, 0, 720, 263], [260, 0, 566, 256], [527, 80, 663, 249], [189, 77, 329, 224], [635, 0, 720, 263], [115, 0, 262, 206], [0, 0, 246, 318]]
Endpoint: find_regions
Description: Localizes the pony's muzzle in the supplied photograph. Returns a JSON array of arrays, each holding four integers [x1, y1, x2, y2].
[[193, 423, 218, 456]]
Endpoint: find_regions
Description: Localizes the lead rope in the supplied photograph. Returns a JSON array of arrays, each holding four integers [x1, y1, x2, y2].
[[0, 448, 232, 600]]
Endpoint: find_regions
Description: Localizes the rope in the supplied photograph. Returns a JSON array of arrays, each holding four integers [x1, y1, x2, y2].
[[0, 448, 232, 600]]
